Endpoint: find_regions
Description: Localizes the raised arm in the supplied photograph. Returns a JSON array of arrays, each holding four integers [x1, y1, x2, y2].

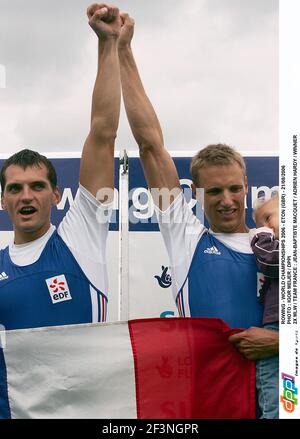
[[80, 3, 121, 201], [118, 13, 181, 208]]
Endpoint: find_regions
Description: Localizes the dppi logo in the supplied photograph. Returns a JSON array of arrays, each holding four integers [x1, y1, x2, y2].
[[154, 266, 172, 288], [280, 372, 298, 413]]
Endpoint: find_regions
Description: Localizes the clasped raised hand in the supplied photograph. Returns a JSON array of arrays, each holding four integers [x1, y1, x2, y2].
[[87, 3, 121, 39]]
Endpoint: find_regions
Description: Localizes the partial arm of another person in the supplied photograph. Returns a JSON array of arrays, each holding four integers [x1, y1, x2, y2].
[[118, 13, 180, 209], [117, 12, 205, 304], [80, 3, 122, 201], [228, 326, 279, 361]]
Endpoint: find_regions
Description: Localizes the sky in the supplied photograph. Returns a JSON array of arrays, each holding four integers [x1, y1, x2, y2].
[[0, 0, 278, 156]]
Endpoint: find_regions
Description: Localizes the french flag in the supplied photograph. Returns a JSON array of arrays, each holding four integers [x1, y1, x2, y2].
[[0, 318, 255, 419]]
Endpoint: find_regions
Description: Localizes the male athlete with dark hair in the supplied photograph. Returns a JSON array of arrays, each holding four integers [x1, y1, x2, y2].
[[0, 3, 121, 330]]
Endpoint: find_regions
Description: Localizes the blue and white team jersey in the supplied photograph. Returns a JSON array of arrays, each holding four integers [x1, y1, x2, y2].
[[157, 193, 263, 329], [0, 185, 111, 330]]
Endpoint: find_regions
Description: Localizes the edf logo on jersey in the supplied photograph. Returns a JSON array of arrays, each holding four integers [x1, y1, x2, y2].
[[46, 275, 72, 304]]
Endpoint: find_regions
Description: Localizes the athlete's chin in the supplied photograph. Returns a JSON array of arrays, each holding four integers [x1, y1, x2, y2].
[[221, 225, 239, 233], [16, 222, 42, 234], [215, 220, 244, 234]]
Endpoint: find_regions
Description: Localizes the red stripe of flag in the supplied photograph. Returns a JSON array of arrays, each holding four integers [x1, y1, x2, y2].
[[128, 317, 256, 419]]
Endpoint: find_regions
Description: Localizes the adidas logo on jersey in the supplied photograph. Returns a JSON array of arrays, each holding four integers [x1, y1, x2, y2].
[[0, 272, 8, 281], [204, 246, 221, 255]]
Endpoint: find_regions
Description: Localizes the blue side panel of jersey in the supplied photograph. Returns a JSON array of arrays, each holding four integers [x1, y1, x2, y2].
[[0, 348, 11, 419], [186, 232, 263, 328], [0, 232, 106, 330]]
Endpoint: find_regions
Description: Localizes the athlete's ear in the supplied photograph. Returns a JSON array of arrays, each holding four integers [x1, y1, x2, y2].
[[192, 183, 204, 205], [52, 187, 61, 206]]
